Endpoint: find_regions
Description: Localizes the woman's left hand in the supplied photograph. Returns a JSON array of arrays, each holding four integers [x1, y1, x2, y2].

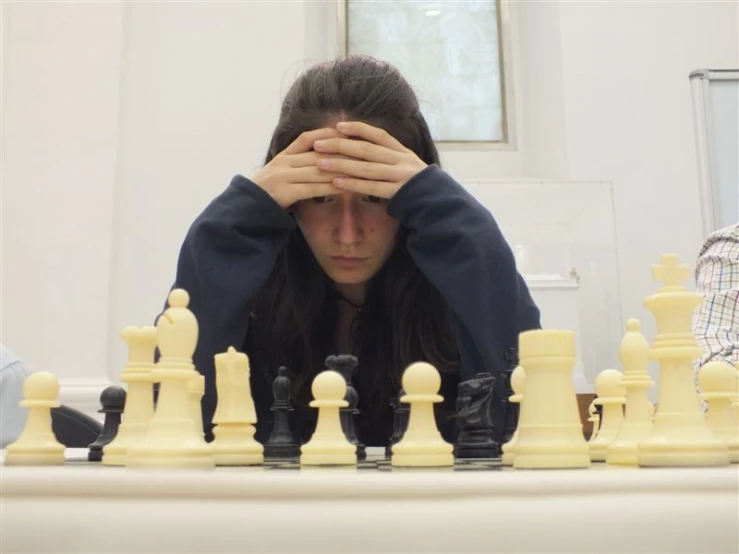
[[312, 121, 428, 199]]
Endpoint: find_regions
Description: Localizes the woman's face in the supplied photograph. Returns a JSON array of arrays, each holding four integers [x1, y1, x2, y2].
[[291, 192, 400, 287]]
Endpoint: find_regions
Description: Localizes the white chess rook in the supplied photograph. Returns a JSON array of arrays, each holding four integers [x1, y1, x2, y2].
[[211, 347, 264, 466], [4, 372, 65, 466], [637, 254, 729, 467], [391, 362, 454, 468], [513, 329, 590, 469], [126, 289, 215, 469], [501, 365, 525, 466], [606, 319, 655, 466], [103, 326, 158, 466]]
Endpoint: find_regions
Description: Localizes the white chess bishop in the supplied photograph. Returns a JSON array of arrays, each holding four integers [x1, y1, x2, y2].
[[126, 289, 215, 469], [606, 319, 655, 466], [637, 254, 729, 467]]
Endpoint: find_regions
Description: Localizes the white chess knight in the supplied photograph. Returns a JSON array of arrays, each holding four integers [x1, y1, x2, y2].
[[391, 362, 454, 467], [637, 254, 729, 467], [126, 289, 215, 469], [211, 346, 263, 466], [4, 372, 65, 466]]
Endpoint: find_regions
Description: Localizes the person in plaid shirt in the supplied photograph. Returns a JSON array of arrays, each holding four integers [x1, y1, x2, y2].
[[692, 223, 739, 372]]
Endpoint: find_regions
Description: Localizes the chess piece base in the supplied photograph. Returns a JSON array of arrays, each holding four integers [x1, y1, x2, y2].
[[606, 423, 653, 466], [126, 442, 215, 469], [638, 413, 730, 467], [456, 429, 499, 459], [4, 446, 65, 466], [455, 445, 499, 459], [264, 444, 301, 458], [513, 422, 591, 468], [212, 423, 264, 466], [102, 423, 149, 466], [88, 447, 103, 462]]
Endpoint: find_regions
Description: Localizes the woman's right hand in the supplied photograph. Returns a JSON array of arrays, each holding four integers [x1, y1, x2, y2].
[[250, 128, 348, 209]]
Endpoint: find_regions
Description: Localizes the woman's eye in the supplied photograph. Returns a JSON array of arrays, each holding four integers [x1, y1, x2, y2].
[[312, 196, 330, 204], [365, 195, 382, 203]]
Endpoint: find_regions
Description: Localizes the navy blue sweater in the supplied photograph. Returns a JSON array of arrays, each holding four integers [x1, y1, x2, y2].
[[165, 165, 541, 444]]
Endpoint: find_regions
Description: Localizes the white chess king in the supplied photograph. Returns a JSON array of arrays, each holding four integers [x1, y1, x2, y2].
[[637, 254, 729, 467]]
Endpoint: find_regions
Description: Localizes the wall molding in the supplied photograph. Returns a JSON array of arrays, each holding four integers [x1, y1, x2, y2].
[[59, 378, 114, 422]]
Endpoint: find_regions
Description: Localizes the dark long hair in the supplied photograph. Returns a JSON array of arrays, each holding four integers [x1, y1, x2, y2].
[[250, 55, 460, 428]]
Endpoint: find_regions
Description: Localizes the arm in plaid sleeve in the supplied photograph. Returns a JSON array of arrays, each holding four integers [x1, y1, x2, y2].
[[692, 224, 739, 369]]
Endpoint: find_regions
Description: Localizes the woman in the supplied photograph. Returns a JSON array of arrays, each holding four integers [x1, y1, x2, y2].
[[165, 55, 541, 446]]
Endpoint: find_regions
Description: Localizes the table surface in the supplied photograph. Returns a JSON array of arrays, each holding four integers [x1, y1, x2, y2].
[[2, 448, 738, 554]]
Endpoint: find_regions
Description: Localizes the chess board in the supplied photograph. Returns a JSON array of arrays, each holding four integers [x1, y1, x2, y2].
[[261, 455, 504, 471], [61, 448, 503, 471]]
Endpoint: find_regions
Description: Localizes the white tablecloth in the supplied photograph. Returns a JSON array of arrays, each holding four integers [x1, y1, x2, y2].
[[1, 448, 737, 553]]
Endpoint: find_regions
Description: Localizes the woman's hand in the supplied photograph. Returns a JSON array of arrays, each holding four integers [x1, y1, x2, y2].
[[311, 121, 428, 199], [250, 128, 347, 209]]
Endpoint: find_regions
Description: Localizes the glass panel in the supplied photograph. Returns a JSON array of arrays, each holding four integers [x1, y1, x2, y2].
[[347, 0, 505, 142]]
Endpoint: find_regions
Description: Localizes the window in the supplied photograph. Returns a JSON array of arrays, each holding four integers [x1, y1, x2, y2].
[[343, 0, 509, 143]]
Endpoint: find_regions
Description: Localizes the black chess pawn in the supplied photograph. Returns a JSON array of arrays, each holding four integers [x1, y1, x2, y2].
[[455, 373, 499, 458], [88, 385, 126, 462], [264, 366, 300, 458], [326, 354, 366, 460], [386, 388, 409, 457]]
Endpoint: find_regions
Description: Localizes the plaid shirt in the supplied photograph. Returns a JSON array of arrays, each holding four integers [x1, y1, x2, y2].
[[692, 224, 739, 370]]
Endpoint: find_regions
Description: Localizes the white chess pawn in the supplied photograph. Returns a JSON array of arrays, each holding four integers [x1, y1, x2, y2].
[[300, 371, 356, 466], [391, 362, 454, 467], [589, 369, 625, 462], [637, 254, 728, 467], [126, 289, 215, 469], [103, 326, 158, 466], [211, 347, 263, 466], [501, 365, 525, 466], [587, 402, 600, 442], [698, 361, 739, 463], [4, 372, 65, 466], [607, 319, 655, 466], [513, 330, 590, 469]]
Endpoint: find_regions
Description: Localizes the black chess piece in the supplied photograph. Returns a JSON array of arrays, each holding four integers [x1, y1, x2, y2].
[[88, 385, 126, 462], [455, 372, 499, 458], [325, 354, 366, 460], [264, 366, 301, 458], [386, 387, 409, 457]]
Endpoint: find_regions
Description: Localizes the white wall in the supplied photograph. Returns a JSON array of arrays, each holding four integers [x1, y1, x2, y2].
[[2, 1, 737, 413]]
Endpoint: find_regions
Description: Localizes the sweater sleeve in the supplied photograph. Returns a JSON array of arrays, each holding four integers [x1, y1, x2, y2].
[[164, 175, 296, 435], [387, 165, 541, 380]]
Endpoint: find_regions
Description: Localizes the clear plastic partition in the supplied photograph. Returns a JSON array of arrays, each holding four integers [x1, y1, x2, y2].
[[463, 179, 621, 391]]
